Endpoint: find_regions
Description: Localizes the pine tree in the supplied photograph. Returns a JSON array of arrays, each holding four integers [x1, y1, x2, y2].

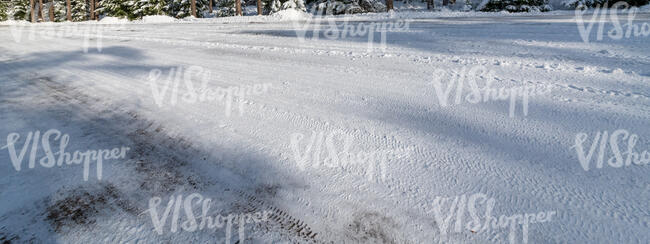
[[271, 0, 280, 12], [481, 0, 550, 12], [170, 0, 206, 18], [11, 0, 29, 20], [281, 0, 305, 11], [70, 0, 87, 20], [462, 0, 472, 10], [96, 0, 131, 19], [215, 0, 236, 16], [0, 0, 8, 21], [51, 0, 67, 21], [263, 0, 280, 13], [131, 0, 168, 19], [563, 0, 598, 8], [564, 0, 648, 8]]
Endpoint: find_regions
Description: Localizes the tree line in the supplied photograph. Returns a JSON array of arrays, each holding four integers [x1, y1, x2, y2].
[[3, 0, 396, 22]]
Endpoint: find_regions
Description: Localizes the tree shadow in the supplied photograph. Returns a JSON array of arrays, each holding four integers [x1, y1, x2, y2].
[[239, 14, 650, 75], [0, 49, 304, 243]]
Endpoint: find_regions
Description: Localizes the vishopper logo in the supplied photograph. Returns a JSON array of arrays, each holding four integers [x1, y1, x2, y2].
[[575, 2, 650, 43], [430, 193, 556, 244], [8, 23, 125, 53], [430, 65, 552, 117], [572, 129, 649, 171], [292, 7, 410, 52], [1, 129, 130, 181], [290, 130, 410, 182], [147, 65, 272, 117], [143, 193, 271, 244]]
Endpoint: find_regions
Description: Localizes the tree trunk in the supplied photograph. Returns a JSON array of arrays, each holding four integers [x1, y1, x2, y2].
[[209, 0, 212, 13], [30, 0, 36, 22], [235, 0, 242, 16], [66, 0, 71, 21], [427, 0, 434, 9], [257, 0, 262, 15], [90, 0, 95, 20], [386, 0, 393, 11], [49, 2, 55, 21], [38, 0, 44, 21], [191, 0, 196, 17], [442, 0, 448, 6]]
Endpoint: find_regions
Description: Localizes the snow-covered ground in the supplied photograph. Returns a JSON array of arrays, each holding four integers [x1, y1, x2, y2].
[[0, 10, 649, 244]]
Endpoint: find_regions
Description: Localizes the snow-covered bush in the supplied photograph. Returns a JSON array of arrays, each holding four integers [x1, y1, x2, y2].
[[51, 0, 68, 21], [282, 0, 307, 11], [263, 0, 307, 14], [263, 0, 282, 14], [461, 0, 474, 10], [10, 0, 29, 20], [480, 0, 551, 12], [71, 0, 89, 21], [441, 0, 476, 11], [358, 0, 385, 12], [169, 0, 208, 18], [310, 0, 385, 15], [97, 0, 131, 19], [562, 0, 597, 8], [215, 0, 237, 16], [0, 1, 8, 21], [563, 0, 648, 8], [131, 0, 169, 18]]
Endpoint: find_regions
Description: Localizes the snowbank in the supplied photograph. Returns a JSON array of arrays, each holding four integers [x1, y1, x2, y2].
[[310, 8, 574, 22], [271, 9, 312, 21], [99, 17, 129, 24], [142, 15, 178, 23], [0, 19, 31, 26]]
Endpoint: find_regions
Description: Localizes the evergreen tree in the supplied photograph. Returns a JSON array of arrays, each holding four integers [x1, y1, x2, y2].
[[564, 0, 647, 8], [170, 0, 207, 18], [309, 0, 384, 15], [0, 2, 6, 21], [70, 0, 88, 20], [215, 0, 236, 16], [262, 0, 280, 13], [0, 0, 8, 21], [11, 0, 29, 20], [96, 0, 131, 19], [480, 0, 551, 12], [52, 0, 67, 21], [131, 0, 168, 18], [281, 0, 305, 11], [563, 0, 597, 8], [462, 0, 472, 11], [271, 0, 280, 12]]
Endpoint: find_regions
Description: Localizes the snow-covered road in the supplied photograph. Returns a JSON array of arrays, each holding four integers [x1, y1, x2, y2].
[[1, 12, 649, 243]]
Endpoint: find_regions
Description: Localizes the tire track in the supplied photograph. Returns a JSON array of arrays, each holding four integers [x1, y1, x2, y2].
[[29, 74, 332, 243]]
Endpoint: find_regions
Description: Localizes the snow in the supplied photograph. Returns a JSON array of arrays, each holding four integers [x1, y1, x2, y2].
[[142, 15, 178, 23], [0, 8, 649, 244], [0, 19, 30, 25], [99, 16, 129, 23], [641, 4, 650, 11], [271, 9, 312, 21]]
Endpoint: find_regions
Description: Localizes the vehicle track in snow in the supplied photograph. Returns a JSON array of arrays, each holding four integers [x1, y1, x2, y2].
[[0, 69, 331, 243], [1, 14, 649, 243]]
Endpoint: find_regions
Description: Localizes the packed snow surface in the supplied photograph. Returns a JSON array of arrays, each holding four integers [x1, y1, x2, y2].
[[0, 10, 649, 244]]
